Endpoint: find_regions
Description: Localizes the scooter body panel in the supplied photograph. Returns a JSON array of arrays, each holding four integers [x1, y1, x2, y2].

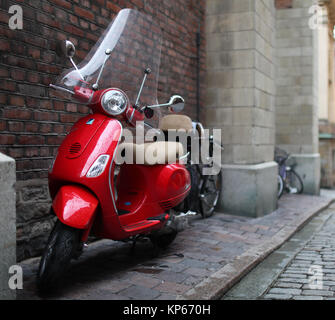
[[52, 185, 99, 229]]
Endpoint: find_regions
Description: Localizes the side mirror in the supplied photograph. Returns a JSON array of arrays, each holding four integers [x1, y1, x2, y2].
[[63, 40, 76, 58], [56, 40, 76, 58], [169, 95, 185, 113]]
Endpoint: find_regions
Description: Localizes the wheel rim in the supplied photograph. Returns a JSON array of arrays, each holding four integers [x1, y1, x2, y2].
[[287, 172, 303, 194], [200, 174, 221, 213], [278, 176, 284, 197]]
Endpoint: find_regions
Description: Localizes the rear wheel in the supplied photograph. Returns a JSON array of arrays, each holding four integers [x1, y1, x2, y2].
[[278, 175, 284, 199], [37, 219, 81, 294], [199, 169, 222, 218], [286, 170, 304, 194]]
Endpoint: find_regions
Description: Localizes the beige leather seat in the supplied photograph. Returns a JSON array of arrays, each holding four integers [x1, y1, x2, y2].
[[159, 115, 193, 131], [159, 114, 205, 139], [117, 141, 185, 166]]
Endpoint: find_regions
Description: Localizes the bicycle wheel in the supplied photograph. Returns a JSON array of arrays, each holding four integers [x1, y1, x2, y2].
[[286, 170, 304, 194], [278, 175, 284, 199], [199, 170, 222, 218]]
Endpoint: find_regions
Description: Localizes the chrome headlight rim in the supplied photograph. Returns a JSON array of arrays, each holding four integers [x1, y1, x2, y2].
[[101, 89, 128, 116]]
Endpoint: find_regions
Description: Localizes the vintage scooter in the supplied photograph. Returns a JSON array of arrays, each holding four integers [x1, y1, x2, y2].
[[37, 9, 191, 292]]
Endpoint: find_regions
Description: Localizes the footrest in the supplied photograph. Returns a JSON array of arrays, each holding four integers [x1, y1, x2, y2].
[[123, 220, 160, 232]]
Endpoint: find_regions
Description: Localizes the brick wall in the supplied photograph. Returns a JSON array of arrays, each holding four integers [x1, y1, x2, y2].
[[0, 0, 205, 261], [275, 0, 293, 9]]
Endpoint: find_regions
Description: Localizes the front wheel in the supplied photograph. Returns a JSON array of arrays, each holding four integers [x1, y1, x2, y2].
[[37, 220, 81, 294]]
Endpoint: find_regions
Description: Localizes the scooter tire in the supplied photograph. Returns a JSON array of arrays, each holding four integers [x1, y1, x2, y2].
[[149, 225, 178, 249], [37, 219, 80, 294]]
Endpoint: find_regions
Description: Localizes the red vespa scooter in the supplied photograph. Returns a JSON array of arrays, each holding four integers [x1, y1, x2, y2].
[[37, 9, 191, 292]]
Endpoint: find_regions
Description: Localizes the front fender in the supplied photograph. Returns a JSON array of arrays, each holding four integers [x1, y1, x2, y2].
[[52, 185, 99, 229]]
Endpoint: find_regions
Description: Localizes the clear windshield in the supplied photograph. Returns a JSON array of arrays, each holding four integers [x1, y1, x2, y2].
[[54, 9, 161, 108]]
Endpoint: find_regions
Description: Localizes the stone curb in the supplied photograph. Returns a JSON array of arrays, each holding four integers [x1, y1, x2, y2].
[[178, 197, 335, 300]]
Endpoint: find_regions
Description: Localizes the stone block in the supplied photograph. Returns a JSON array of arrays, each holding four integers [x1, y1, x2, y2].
[[0, 153, 16, 300], [219, 161, 278, 217], [290, 153, 320, 195]]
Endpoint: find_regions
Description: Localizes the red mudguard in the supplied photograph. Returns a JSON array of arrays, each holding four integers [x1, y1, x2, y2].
[[52, 185, 99, 229]]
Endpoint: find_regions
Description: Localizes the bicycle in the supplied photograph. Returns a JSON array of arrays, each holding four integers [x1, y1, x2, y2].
[[275, 148, 304, 199]]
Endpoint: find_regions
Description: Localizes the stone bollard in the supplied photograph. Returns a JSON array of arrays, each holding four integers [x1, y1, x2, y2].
[[0, 153, 16, 300]]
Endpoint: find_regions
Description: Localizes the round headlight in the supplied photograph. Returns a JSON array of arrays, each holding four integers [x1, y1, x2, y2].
[[101, 90, 128, 116]]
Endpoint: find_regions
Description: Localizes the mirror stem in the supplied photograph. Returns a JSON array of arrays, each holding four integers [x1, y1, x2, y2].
[[135, 68, 151, 106], [69, 57, 84, 80], [93, 49, 112, 90]]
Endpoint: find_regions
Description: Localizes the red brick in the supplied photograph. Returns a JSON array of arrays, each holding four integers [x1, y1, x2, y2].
[[25, 147, 39, 157], [3, 108, 32, 120], [34, 111, 58, 122], [47, 136, 65, 145], [0, 120, 6, 131], [0, 134, 15, 145], [64, 24, 85, 37], [60, 113, 80, 123], [11, 69, 26, 81], [40, 123, 53, 133], [74, 5, 94, 20], [27, 73, 40, 83], [0, 38, 10, 51], [275, 0, 293, 9], [0, 67, 9, 77], [18, 135, 44, 145], [25, 122, 39, 133], [106, 1, 121, 12], [0, 79, 16, 91], [10, 96, 25, 107], [28, 47, 41, 59], [53, 0, 72, 9], [8, 148, 24, 158], [8, 121, 24, 132]]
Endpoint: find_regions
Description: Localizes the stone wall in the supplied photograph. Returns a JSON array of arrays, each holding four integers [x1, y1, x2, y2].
[[275, 0, 320, 194], [275, 0, 317, 154], [15, 179, 54, 261], [205, 0, 276, 165], [0, 153, 16, 300], [205, 0, 278, 217]]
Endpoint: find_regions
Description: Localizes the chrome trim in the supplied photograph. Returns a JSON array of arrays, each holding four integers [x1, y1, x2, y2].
[[108, 120, 123, 213], [101, 90, 128, 116]]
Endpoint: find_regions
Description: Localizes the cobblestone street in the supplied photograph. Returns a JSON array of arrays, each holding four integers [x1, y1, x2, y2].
[[263, 207, 335, 300], [17, 193, 333, 300]]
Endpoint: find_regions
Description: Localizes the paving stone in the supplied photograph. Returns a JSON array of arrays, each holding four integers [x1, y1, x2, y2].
[[268, 288, 302, 295], [280, 273, 307, 279], [184, 267, 210, 277], [155, 270, 190, 283], [302, 290, 334, 297], [293, 296, 323, 300], [156, 281, 191, 295], [275, 282, 303, 289], [119, 285, 160, 300], [128, 274, 162, 289], [264, 294, 292, 300]]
